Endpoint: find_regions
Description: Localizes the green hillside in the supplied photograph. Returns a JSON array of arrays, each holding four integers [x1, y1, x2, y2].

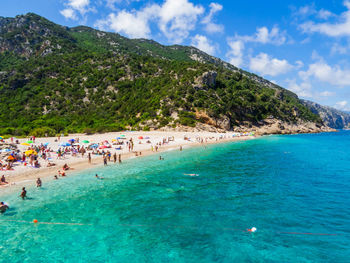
[[0, 13, 321, 136]]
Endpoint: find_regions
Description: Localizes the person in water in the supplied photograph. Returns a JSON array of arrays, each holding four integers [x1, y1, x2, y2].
[[0, 175, 8, 185], [0, 202, 9, 213], [95, 174, 104, 180], [36, 178, 42, 187], [54, 175, 58, 180], [20, 187, 27, 200]]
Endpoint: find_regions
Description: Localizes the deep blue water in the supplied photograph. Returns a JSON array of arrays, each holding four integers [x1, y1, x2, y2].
[[1, 131, 350, 262]]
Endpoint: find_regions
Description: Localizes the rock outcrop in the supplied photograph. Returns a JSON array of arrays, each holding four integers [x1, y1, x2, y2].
[[301, 100, 350, 129]]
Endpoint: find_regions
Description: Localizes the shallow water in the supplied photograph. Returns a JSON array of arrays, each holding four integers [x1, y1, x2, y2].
[[1, 132, 350, 262]]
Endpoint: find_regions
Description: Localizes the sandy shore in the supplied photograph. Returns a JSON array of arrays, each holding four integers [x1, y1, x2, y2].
[[0, 131, 256, 196]]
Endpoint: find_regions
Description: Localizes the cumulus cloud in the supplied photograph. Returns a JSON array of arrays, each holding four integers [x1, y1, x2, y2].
[[95, 0, 204, 43], [226, 39, 244, 67], [299, 61, 350, 87], [157, 0, 204, 42], [202, 2, 224, 34], [60, 0, 95, 20], [60, 8, 77, 20], [249, 53, 294, 76], [234, 26, 287, 45], [95, 7, 156, 38], [286, 79, 313, 98], [300, 1, 350, 37], [335, 100, 349, 110], [191, 34, 215, 55]]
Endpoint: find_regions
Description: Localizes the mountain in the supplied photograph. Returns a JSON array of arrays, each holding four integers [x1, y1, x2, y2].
[[301, 100, 350, 129], [0, 13, 332, 136]]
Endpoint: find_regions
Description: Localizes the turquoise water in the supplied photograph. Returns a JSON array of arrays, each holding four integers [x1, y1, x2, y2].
[[1, 132, 350, 262]]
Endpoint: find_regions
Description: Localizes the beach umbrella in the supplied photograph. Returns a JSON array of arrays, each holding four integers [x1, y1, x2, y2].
[[99, 145, 108, 149], [90, 144, 98, 148], [25, 150, 37, 156], [69, 139, 75, 142], [20, 142, 30, 146], [120, 135, 126, 137], [116, 137, 121, 139], [1, 149, 11, 153], [138, 136, 143, 139], [82, 140, 89, 143], [7, 156, 15, 160], [111, 139, 116, 142], [0, 136, 3, 139], [43, 142, 49, 146], [27, 140, 33, 144]]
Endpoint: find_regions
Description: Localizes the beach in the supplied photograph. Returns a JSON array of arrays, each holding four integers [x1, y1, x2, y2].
[[0, 131, 255, 195]]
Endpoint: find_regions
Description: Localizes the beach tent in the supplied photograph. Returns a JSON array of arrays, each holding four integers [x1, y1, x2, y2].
[[20, 143, 30, 146]]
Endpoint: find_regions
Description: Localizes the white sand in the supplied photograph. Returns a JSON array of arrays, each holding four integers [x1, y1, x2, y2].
[[0, 131, 255, 195]]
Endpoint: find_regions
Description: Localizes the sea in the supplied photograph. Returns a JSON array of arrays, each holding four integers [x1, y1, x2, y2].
[[0, 131, 350, 263]]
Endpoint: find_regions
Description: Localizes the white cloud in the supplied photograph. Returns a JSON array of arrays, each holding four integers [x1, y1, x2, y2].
[[60, 0, 95, 20], [60, 8, 77, 20], [320, 91, 334, 97], [191, 34, 215, 55], [202, 2, 224, 34], [318, 9, 335, 20], [234, 26, 287, 45], [158, 0, 204, 43], [95, 6, 158, 38], [335, 100, 349, 110], [286, 79, 313, 98], [299, 61, 350, 87], [300, 1, 350, 37], [95, 0, 204, 43], [249, 53, 293, 76], [226, 39, 244, 67]]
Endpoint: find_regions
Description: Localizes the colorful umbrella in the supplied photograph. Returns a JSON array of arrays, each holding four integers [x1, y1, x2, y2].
[[21, 142, 30, 146], [82, 140, 89, 143], [27, 140, 33, 143]]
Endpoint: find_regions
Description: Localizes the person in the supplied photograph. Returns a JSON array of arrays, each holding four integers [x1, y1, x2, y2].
[[88, 153, 91, 164], [159, 156, 164, 160], [0, 175, 8, 185], [118, 154, 122, 163], [54, 175, 58, 180], [113, 152, 117, 163], [36, 178, 42, 187], [63, 163, 70, 170], [58, 170, 66, 177], [103, 156, 107, 166], [180, 145, 182, 151], [0, 202, 9, 213], [20, 187, 27, 200], [95, 174, 104, 180]]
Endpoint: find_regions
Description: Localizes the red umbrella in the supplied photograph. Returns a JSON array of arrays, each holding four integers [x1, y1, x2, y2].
[[138, 136, 143, 139]]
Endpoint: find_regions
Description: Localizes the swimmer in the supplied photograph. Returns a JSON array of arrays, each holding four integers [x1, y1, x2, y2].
[[54, 175, 58, 180], [95, 174, 104, 180], [20, 187, 27, 200], [0, 202, 9, 213], [36, 178, 42, 187], [159, 156, 164, 160]]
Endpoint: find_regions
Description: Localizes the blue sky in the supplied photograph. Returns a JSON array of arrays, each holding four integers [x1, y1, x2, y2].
[[2, 0, 350, 110]]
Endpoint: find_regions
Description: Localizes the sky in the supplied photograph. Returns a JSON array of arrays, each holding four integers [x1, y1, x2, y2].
[[1, 0, 350, 110]]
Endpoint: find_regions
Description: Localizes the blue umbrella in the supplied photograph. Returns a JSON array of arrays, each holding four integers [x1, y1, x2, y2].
[[1, 149, 11, 153], [91, 144, 98, 148], [44, 142, 49, 146]]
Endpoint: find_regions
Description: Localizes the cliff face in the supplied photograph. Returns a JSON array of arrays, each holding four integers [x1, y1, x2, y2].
[[301, 100, 350, 129]]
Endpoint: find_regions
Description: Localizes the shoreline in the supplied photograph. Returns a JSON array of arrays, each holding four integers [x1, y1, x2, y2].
[[0, 131, 256, 197]]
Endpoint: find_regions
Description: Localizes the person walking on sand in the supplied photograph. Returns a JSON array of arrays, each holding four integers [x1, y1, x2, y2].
[[20, 187, 27, 200], [113, 152, 117, 163], [88, 153, 91, 164], [36, 178, 42, 187], [118, 154, 122, 163], [103, 156, 107, 166]]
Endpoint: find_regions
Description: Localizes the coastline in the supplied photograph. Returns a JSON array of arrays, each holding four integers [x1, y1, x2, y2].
[[0, 131, 256, 197]]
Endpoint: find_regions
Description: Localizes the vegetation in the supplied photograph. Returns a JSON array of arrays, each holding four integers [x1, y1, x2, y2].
[[0, 13, 322, 135]]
